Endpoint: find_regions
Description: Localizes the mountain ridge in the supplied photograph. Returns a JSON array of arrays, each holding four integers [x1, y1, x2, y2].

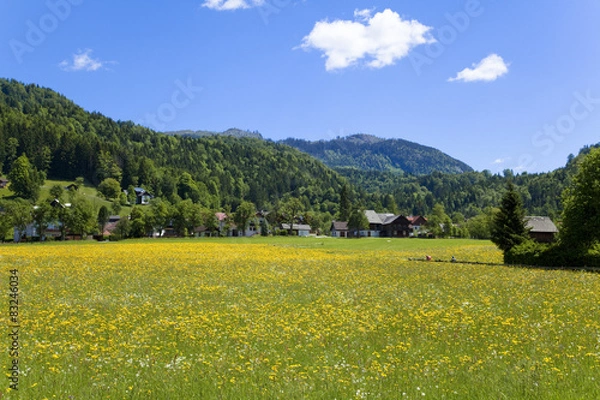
[[281, 134, 473, 175], [161, 129, 473, 176]]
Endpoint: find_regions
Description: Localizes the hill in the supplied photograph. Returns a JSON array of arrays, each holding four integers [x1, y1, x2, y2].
[[164, 128, 263, 140], [0, 78, 344, 211], [281, 134, 473, 175]]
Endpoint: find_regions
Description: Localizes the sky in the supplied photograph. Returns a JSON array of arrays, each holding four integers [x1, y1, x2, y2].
[[1, 0, 600, 174]]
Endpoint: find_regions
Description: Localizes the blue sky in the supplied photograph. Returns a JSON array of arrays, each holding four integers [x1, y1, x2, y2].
[[2, 0, 600, 174]]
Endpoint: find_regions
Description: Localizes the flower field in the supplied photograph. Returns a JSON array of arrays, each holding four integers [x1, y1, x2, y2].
[[2, 238, 600, 399]]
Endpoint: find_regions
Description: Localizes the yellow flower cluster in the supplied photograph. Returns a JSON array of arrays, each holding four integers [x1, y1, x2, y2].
[[1, 239, 599, 399]]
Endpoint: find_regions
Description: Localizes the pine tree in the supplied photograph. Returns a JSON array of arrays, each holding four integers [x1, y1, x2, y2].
[[491, 182, 529, 257], [338, 184, 351, 221]]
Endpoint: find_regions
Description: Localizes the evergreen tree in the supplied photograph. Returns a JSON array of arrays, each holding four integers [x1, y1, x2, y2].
[[338, 184, 351, 221], [97, 205, 110, 235], [491, 182, 529, 258]]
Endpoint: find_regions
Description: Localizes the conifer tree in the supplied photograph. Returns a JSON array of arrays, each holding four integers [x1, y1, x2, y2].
[[491, 182, 529, 258]]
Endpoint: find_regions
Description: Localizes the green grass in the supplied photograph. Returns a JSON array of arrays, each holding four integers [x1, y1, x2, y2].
[[1, 178, 132, 216], [2, 239, 598, 399]]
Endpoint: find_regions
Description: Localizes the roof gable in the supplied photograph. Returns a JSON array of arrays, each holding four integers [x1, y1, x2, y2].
[[332, 221, 348, 231], [525, 216, 558, 233]]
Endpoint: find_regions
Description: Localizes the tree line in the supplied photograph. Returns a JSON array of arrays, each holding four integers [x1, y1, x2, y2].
[[491, 147, 600, 267]]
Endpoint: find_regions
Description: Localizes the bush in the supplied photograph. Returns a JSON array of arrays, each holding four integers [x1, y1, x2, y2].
[[506, 240, 600, 268], [505, 240, 549, 265]]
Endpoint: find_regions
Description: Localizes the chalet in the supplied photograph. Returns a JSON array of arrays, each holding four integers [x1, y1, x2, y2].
[[381, 215, 412, 238], [0, 178, 8, 189], [124, 187, 154, 205], [331, 221, 349, 238], [281, 223, 311, 237], [362, 210, 396, 237], [407, 215, 428, 236], [65, 183, 79, 191], [525, 216, 558, 243], [333, 210, 428, 238], [133, 187, 153, 205]]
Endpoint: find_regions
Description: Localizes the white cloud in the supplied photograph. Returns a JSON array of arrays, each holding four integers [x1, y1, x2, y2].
[[492, 158, 508, 165], [448, 54, 509, 83], [354, 8, 374, 22], [299, 8, 435, 71], [59, 49, 113, 72], [201, 0, 265, 11]]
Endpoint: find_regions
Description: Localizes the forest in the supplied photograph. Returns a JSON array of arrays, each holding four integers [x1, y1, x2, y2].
[[0, 78, 598, 241]]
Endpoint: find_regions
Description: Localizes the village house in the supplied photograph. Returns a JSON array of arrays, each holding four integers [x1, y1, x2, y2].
[[333, 210, 427, 238], [124, 187, 154, 205], [281, 223, 311, 237], [407, 215, 428, 236], [330, 221, 348, 238], [525, 216, 559, 243], [0, 178, 9, 189], [13, 200, 69, 242]]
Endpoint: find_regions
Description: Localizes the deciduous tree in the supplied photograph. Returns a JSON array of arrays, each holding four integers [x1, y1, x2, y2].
[[234, 201, 256, 237], [8, 154, 45, 201], [560, 147, 600, 250]]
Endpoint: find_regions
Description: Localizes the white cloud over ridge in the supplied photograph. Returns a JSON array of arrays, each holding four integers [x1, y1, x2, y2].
[[448, 54, 509, 83], [201, 0, 265, 11], [59, 49, 112, 72], [299, 8, 435, 71]]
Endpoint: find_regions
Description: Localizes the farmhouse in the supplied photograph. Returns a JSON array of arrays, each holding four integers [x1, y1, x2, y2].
[[331, 221, 348, 238], [525, 216, 559, 243], [0, 178, 8, 189], [334, 210, 427, 238]]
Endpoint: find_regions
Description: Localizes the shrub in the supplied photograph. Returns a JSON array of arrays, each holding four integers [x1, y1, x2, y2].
[[506, 241, 600, 268]]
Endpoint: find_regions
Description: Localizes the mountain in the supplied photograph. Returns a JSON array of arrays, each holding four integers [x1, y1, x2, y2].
[[2, 78, 593, 220], [164, 128, 263, 140], [0, 78, 344, 211], [281, 134, 473, 175]]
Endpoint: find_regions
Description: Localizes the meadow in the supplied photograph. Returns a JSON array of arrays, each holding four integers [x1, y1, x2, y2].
[[1, 238, 599, 399]]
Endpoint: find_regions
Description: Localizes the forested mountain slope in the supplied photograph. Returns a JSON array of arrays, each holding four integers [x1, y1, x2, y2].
[[0, 78, 344, 211], [282, 134, 473, 175]]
